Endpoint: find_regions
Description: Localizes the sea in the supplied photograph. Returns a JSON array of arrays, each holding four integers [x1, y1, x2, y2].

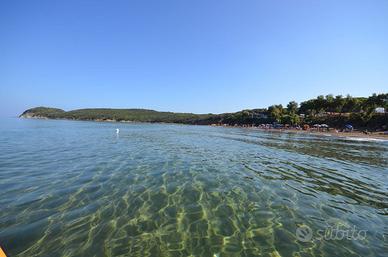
[[0, 118, 387, 256]]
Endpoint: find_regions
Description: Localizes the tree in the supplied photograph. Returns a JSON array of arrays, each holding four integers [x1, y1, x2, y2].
[[316, 95, 326, 113], [268, 104, 283, 123], [299, 100, 314, 115], [342, 95, 356, 113], [325, 94, 334, 112], [282, 113, 300, 125], [333, 95, 345, 113], [290, 114, 300, 125], [287, 101, 298, 114]]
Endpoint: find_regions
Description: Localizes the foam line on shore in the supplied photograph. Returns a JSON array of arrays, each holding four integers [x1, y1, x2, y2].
[[343, 137, 388, 142]]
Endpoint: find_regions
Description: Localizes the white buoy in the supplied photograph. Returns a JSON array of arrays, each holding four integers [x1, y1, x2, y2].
[[116, 128, 120, 134]]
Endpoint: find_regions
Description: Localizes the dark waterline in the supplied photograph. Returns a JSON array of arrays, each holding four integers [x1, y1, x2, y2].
[[0, 118, 387, 257]]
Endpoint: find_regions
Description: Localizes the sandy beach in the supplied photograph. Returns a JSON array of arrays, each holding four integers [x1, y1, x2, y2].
[[252, 127, 388, 141]]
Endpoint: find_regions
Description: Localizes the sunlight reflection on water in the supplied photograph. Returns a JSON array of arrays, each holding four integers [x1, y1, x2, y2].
[[0, 118, 387, 257]]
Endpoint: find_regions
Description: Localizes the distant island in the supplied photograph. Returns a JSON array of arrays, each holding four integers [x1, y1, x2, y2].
[[20, 93, 387, 131]]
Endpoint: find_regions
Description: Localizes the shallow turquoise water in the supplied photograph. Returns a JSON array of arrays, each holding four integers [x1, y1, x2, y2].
[[0, 118, 387, 257]]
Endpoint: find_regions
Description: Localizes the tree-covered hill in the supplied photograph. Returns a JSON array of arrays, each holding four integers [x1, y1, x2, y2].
[[20, 93, 388, 130], [19, 107, 65, 118], [20, 107, 216, 124]]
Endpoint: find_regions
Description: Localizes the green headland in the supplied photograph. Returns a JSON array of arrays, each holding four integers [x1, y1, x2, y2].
[[20, 93, 387, 131]]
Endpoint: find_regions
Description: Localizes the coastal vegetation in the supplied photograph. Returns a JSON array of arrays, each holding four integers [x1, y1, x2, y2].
[[20, 93, 388, 130]]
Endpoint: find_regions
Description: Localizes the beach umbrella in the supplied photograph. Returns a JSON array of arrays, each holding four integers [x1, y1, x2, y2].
[[320, 124, 329, 128]]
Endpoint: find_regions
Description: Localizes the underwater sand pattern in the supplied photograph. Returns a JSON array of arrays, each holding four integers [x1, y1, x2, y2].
[[0, 119, 387, 256]]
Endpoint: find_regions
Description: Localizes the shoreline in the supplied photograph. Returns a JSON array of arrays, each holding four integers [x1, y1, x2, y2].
[[19, 116, 388, 141], [244, 127, 388, 141]]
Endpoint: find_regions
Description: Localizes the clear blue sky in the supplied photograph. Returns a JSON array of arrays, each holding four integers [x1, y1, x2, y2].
[[1, 0, 387, 116]]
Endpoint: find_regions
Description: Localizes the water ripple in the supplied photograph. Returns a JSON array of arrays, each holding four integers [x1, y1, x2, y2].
[[0, 119, 387, 257]]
